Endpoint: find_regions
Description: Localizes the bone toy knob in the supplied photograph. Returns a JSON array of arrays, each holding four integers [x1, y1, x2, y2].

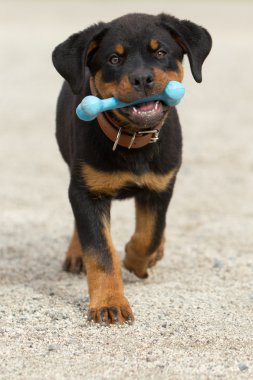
[[76, 80, 185, 122]]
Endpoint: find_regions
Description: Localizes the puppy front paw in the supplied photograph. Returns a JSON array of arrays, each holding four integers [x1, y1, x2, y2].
[[87, 297, 134, 325]]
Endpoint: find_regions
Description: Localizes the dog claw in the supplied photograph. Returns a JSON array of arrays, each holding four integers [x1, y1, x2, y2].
[[87, 305, 134, 325]]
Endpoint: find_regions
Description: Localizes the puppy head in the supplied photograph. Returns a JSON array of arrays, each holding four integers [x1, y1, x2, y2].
[[52, 13, 212, 128]]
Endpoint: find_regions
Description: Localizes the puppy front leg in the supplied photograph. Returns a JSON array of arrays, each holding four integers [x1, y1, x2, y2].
[[69, 181, 134, 324], [124, 187, 174, 278]]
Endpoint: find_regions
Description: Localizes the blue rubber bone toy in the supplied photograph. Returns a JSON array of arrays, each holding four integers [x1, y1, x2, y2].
[[76, 80, 185, 122]]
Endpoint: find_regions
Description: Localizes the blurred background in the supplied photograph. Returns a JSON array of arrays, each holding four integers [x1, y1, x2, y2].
[[0, 1, 253, 379]]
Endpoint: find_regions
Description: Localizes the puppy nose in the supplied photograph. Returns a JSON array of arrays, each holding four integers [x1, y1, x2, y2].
[[129, 71, 154, 91]]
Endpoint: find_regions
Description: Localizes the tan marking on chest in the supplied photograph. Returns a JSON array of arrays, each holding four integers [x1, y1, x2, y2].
[[82, 164, 177, 196]]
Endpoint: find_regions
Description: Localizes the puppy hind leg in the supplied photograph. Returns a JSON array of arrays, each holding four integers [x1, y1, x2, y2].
[[63, 226, 86, 274]]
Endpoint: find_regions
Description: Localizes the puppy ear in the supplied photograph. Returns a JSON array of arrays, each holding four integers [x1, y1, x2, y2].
[[159, 14, 212, 82], [52, 23, 108, 94]]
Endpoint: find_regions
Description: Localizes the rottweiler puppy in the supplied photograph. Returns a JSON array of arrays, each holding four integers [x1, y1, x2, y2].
[[52, 13, 212, 324]]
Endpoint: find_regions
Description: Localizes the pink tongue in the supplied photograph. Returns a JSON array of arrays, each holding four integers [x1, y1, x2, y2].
[[135, 101, 156, 111]]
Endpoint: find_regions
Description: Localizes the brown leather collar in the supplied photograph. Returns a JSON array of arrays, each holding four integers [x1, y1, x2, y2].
[[97, 112, 162, 150], [90, 77, 166, 150]]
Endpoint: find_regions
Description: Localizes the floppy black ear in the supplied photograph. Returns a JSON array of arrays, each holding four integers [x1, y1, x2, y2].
[[159, 14, 212, 82], [52, 23, 108, 94]]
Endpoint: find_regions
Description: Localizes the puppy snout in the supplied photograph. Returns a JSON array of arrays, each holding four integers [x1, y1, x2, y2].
[[129, 70, 154, 92]]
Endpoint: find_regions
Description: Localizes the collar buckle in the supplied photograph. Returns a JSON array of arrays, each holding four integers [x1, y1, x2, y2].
[[127, 129, 159, 150], [112, 128, 160, 151], [137, 129, 160, 144]]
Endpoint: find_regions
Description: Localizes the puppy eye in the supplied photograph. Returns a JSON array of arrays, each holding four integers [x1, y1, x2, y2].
[[109, 54, 120, 65], [155, 49, 167, 59]]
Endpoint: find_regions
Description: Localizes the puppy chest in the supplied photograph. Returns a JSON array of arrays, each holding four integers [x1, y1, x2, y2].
[[81, 164, 176, 196]]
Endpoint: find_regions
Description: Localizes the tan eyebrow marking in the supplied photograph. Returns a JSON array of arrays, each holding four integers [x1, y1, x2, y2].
[[115, 43, 125, 55], [150, 39, 159, 50]]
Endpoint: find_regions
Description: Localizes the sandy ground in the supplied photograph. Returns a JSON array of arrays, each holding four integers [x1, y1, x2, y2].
[[0, 1, 253, 379]]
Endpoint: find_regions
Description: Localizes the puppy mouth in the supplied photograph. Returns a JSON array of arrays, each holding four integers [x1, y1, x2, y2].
[[119, 100, 169, 127]]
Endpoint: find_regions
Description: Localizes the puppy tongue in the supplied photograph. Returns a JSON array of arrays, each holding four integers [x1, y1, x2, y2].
[[135, 101, 156, 111]]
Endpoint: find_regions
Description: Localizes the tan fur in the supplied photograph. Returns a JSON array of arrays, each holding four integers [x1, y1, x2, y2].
[[115, 43, 125, 55], [82, 163, 178, 196], [124, 204, 166, 278], [95, 71, 134, 103], [87, 41, 98, 57], [66, 227, 82, 257], [94, 61, 184, 104], [116, 74, 135, 102], [129, 201, 156, 255], [95, 70, 117, 98], [150, 38, 159, 50], [64, 227, 86, 273], [176, 61, 184, 81], [153, 61, 184, 84], [85, 216, 134, 323]]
